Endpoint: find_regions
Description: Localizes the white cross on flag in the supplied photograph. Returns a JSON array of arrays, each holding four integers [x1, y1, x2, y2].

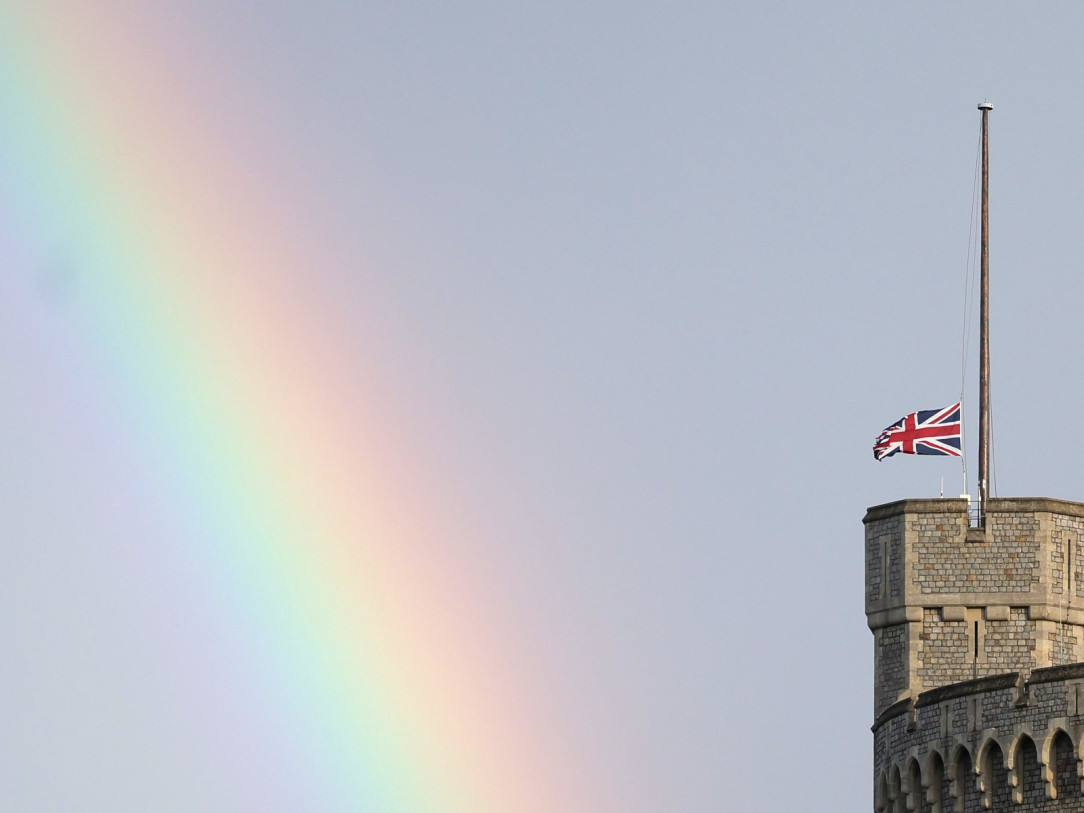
[[873, 403, 962, 461]]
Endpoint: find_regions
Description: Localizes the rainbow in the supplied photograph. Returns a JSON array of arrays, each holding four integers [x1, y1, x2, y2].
[[0, 5, 595, 810]]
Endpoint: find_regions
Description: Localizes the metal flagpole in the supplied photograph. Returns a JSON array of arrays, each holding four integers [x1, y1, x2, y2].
[[978, 101, 993, 523]]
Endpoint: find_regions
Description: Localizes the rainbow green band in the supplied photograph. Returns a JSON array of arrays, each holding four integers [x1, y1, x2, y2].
[[0, 5, 591, 810]]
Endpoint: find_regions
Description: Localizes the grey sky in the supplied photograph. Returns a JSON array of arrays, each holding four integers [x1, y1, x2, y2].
[[5, 3, 1084, 811]]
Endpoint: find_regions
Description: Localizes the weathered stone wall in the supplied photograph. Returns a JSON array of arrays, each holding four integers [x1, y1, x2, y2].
[[873, 665, 1084, 812], [1052, 625, 1081, 665], [917, 609, 971, 689], [909, 607, 1069, 693], [985, 608, 1038, 673], [865, 499, 1084, 719], [876, 623, 911, 716], [1050, 515, 1084, 599], [866, 514, 902, 605], [967, 511, 1043, 594], [910, 512, 972, 594]]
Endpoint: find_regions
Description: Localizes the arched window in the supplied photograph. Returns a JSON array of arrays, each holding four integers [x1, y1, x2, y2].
[[981, 741, 1011, 810], [954, 747, 981, 813], [875, 771, 889, 813], [925, 751, 946, 813], [1014, 735, 1042, 804], [1053, 730, 1081, 800], [889, 765, 904, 813], [906, 759, 923, 813]]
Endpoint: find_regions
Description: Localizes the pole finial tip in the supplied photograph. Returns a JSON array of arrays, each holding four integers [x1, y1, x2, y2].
[[978, 101, 994, 111]]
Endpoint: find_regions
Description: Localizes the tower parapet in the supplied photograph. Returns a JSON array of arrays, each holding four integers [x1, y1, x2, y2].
[[873, 664, 1084, 811]]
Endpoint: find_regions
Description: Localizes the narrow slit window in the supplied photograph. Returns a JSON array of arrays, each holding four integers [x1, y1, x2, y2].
[[1070, 538, 1075, 595]]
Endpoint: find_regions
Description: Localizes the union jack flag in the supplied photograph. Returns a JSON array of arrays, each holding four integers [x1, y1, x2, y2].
[[873, 403, 962, 461]]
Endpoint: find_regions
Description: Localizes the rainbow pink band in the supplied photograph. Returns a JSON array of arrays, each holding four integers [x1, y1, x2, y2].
[[0, 5, 592, 809]]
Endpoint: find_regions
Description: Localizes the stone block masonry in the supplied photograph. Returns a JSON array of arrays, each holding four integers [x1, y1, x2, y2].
[[865, 497, 1084, 811], [873, 665, 1084, 812], [864, 499, 1084, 721]]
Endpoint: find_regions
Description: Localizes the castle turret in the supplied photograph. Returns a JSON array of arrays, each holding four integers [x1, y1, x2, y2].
[[865, 498, 1084, 810]]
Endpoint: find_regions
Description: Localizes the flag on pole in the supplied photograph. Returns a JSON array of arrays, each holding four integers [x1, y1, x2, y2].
[[873, 403, 962, 461]]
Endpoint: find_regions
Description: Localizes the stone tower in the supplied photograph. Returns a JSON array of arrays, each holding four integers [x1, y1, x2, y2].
[[865, 497, 1084, 811]]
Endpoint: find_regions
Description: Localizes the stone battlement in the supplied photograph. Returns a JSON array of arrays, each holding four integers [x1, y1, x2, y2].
[[873, 664, 1084, 811]]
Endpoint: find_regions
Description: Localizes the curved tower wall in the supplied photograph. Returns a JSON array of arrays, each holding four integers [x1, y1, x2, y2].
[[873, 665, 1084, 811]]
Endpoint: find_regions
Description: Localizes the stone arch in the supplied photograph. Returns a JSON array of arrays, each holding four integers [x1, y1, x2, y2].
[[978, 739, 1012, 811], [973, 735, 1006, 776], [904, 757, 922, 812], [876, 770, 889, 813], [888, 764, 904, 813], [1044, 728, 1083, 801], [1009, 733, 1042, 805], [922, 750, 947, 813], [950, 745, 980, 813], [1039, 728, 1065, 797]]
